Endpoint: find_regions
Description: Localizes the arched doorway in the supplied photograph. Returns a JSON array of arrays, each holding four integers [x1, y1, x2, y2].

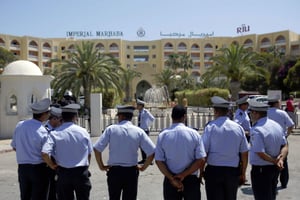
[[136, 80, 151, 100]]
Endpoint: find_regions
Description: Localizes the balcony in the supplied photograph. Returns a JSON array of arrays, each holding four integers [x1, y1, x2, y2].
[[191, 47, 200, 52], [164, 47, 174, 52], [28, 45, 38, 51], [291, 49, 300, 56], [260, 42, 271, 48], [275, 39, 286, 45], [28, 54, 39, 61], [204, 47, 213, 52], [191, 56, 200, 62], [109, 47, 119, 52], [177, 47, 187, 52], [10, 44, 20, 50], [42, 46, 52, 52]]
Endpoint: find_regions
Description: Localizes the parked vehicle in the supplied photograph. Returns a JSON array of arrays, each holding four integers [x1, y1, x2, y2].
[[249, 95, 268, 104]]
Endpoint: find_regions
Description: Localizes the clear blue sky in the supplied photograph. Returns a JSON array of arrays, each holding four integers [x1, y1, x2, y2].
[[1, 0, 300, 40]]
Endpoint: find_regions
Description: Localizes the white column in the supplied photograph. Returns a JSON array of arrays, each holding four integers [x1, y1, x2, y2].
[[90, 93, 103, 137]]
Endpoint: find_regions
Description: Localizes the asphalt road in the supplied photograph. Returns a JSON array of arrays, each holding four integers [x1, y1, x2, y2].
[[1, 133, 300, 200]]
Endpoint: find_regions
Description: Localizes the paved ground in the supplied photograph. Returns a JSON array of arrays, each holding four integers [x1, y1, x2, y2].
[[1, 131, 300, 199]]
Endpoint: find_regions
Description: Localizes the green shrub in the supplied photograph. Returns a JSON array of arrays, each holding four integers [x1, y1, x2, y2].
[[175, 88, 230, 107]]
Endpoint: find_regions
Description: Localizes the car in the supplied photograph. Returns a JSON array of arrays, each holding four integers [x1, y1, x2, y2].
[[248, 95, 268, 104]]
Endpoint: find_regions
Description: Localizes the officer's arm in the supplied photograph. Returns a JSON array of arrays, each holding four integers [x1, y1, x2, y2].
[[41, 152, 57, 170], [138, 153, 154, 171], [174, 158, 205, 181], [155, 160, 183, 191], [93, 148, 109, 171]]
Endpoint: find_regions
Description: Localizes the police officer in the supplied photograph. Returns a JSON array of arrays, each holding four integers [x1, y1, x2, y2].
[[155, 105, 206, 200], [11, 98, 51, 200], [234, 95, 251, 141], [201, 96, 249, 200], [136, 99, 155, 164], [45, 106, 62, 132], [94, 105, 155, 200], [42, 104, 93, 200], [248, 100, 288, 200], [44, 106, 62, 200], [267, 96, 294, 189]]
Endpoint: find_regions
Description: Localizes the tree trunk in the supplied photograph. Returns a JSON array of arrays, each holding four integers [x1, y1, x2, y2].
[[229, 81, 241, 101]]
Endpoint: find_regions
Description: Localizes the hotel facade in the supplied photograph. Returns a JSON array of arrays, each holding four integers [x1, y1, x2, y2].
[[1, 30, 300, 98]]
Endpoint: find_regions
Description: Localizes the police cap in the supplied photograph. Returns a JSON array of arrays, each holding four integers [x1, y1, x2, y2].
[[30, 98, 51, 114]]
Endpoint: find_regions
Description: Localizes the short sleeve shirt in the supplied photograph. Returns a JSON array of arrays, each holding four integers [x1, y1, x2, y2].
[[202, 116, 249, 167], [93, 120, 155, 167], [42, 122, 93, 168], [155, 123, 206, 175], [249, 117, 287, 166]]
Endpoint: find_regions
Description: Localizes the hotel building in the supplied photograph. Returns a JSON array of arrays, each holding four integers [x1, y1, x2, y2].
[[0, 30, 300, 98]]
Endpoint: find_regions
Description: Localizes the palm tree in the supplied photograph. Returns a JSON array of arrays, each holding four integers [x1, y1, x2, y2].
[[179, 54, 193, 72], [175, 71, 196, 90], [121, 69, 142, 102], [51, 41, 123, 110], [153, 68, 176, 91], [0, 47, 16, 73], [165, 53, 180, 72], [284, 60, 300, 92], [204, 44, 269, 100]]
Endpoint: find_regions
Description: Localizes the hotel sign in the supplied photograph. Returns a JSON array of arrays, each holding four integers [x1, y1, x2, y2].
[[66, 31, 124, 38], [236, 24, 250, 34], [160, 31, 214, 38]]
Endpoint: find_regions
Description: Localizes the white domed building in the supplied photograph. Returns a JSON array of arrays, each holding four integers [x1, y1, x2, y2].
[[0, 60, 53, 139]]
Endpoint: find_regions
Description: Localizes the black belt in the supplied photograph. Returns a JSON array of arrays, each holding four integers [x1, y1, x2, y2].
[[252, 165, 276, 169], [58, 166, 88, 170], [110, 165, 137, 169], [207, 165, 239, 170], [19, 163, 47, 167]]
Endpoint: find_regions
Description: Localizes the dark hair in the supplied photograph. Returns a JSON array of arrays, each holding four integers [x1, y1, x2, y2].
[[118, 113, 133, 121], [268, 101, 277, 107], [62, 112, 77, 122], [33, 111, 49, 120], [171, 105, 186, 120], [214, 107, 229, 115]]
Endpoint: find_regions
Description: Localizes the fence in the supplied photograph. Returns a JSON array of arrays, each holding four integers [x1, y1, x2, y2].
[[79, 107, 215, 133], [78, 107, 300, 134]]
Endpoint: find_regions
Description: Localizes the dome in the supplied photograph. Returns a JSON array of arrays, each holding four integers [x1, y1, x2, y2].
[[2, 60, 42, 76]]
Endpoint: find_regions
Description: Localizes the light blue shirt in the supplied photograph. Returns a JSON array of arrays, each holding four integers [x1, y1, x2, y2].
[[202, 116, 249, 167], [138, 108, 155, 130], [155, 123, 206, 175], [234, 108, 251, 131], [267, 107, 294, 136], [11, 119, 49, 164], [249, 117, 287, 166], [93, 120, 155, 167], [42, 122, 93, 168], [44, 121, 55, 132]]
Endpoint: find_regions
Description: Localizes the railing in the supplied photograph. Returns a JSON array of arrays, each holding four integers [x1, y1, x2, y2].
[[78, 109, 215, 133], [78, 107, 300, 134]]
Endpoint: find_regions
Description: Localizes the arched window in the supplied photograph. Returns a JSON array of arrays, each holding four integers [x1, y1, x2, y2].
[[96, 43, 105, 51], [8, 94, 18, 114]]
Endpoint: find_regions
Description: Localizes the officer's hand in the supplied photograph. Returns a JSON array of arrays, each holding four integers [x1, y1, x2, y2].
[[239, 174, 246, 186], [170, 177, 184, 192], [100, 165, 111, 172], [276, 159, 285, 170]]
